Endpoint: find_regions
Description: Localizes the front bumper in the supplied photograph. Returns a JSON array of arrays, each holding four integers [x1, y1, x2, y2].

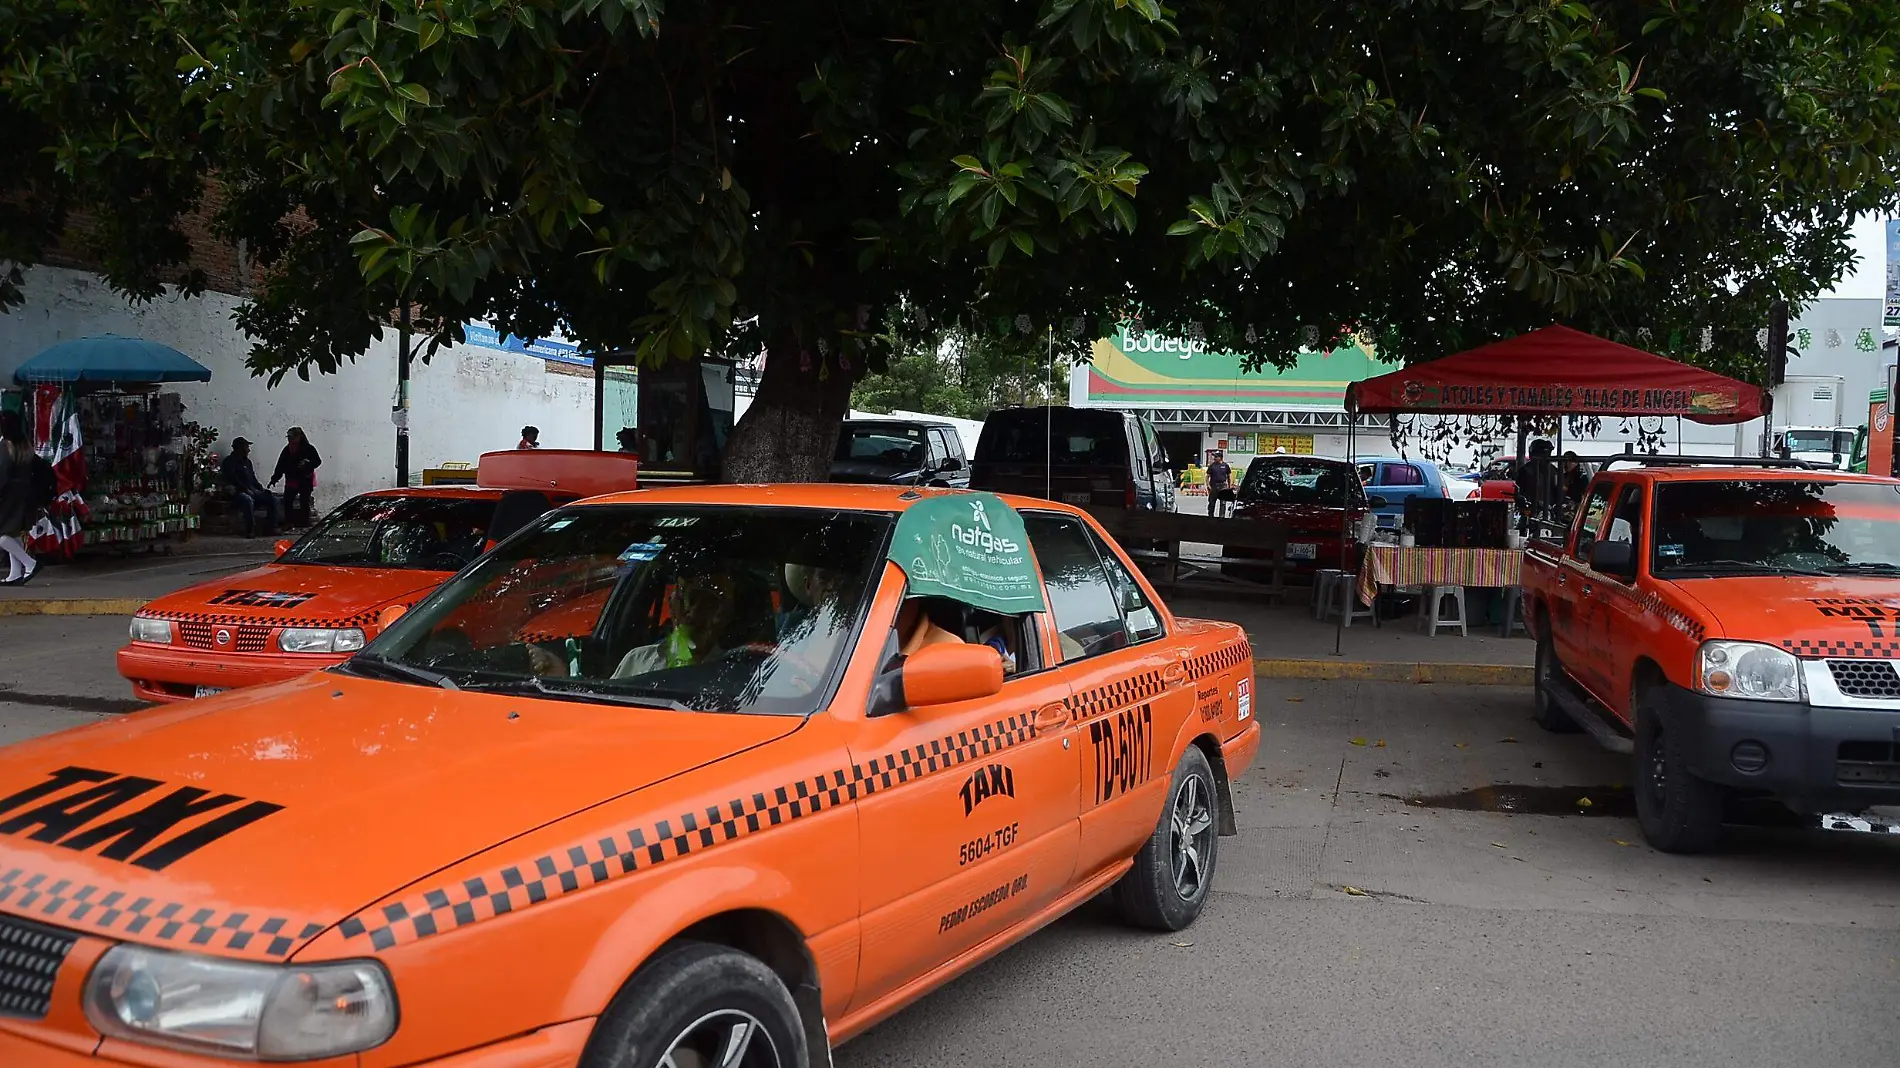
[[0, 1018, 594, 1067], [116, 643, 342, 703], [1659, 671, 1900, 810]]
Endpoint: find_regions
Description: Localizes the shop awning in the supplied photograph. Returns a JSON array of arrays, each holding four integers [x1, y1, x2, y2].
[[1345, 325, 1764, 425], [14, 335, 212, 385]]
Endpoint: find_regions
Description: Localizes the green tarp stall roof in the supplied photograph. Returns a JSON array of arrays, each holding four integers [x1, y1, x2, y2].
[[14, 335, 212, 385], [889, 491, 1046, 615]]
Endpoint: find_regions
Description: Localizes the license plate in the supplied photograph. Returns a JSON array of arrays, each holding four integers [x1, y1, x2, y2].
[[1062, 492, 1091, 504], [1817, 812, 1900, 835], [1287, 542, 1317, 561], [193, 686, 225, 699]]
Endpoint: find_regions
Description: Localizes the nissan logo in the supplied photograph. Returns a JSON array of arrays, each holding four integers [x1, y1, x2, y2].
[[214, 628, 232, 647]]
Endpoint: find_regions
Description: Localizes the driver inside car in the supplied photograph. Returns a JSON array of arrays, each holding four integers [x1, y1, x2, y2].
[[526, 570, 738, 679]]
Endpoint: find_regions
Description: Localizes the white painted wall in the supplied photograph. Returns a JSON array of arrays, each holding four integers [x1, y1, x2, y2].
[[0, 266, 594, 505]]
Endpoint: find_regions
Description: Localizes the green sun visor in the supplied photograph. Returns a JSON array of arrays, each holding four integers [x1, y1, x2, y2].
[[889, 492, 1046, 615]]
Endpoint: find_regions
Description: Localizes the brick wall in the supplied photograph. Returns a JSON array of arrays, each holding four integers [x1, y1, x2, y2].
[[40, 182, 250, 297]]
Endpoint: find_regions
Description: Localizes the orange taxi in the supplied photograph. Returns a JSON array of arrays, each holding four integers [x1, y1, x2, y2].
[[117, 450, 638, 702], [0, 485, 1258, 1067]]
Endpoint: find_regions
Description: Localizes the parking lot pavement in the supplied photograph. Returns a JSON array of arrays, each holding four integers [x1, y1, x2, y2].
[[838, 680, 1900, 1068], [0, 622, 1893, 1067]]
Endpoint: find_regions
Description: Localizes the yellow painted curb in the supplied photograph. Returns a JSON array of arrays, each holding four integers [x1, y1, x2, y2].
[[1254, 657, 1531, 686], [0, 598, 145, 617]]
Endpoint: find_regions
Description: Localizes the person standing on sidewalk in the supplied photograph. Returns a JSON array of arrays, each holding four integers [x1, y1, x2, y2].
[[1206, 450, 1235, 517], [270, 427, 322, 528], [0, 413, 43, 585], [220, 437, 281, 537]]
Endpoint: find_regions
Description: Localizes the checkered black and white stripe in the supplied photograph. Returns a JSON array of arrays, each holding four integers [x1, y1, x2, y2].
[[1066, 671, 1168, 723], [340, 711, 1038, 951], [1185, 641, 1251, 681], [1782, 638, 1900, 660], [0, 866, 324, 959]]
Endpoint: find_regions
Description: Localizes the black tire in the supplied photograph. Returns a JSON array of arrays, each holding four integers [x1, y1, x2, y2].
[[1532, 629, 1582, 733], [1632, 683, 1724, 854], [1113, 746, 1220, 931], [581, 941, 809, 1068]]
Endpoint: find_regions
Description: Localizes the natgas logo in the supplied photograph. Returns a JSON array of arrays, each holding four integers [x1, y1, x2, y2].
[[1118, 330, 1206, 360], [952, 500, 1020, 555], [959, 763, 1016, 816]]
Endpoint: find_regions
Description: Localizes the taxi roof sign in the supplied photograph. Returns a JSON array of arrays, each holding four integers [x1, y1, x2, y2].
[[890, 492, 1046, 615]]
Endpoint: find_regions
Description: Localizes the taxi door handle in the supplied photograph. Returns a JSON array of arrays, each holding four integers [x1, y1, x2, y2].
[[1035, 702, 1071, 733]]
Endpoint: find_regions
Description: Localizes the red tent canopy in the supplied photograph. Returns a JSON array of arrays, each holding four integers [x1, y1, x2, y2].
[[1346, 325, 1765, 425]]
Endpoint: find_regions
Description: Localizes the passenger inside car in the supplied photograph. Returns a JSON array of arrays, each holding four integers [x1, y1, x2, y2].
[[895, 596, 1029, 676]]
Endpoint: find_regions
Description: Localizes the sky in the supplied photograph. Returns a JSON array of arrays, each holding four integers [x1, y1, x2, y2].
[[1822, 214, 1887, 301]]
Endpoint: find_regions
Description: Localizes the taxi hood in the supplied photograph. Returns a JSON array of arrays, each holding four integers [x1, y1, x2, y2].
[[1663, 575, 1900, 651], [138, 562, 448, 626], [0, 673, 802, 959]]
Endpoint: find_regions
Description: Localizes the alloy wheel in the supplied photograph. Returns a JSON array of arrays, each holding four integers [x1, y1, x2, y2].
[[1169, 774, 1217, 901], [659, 1009, 782, 1068]]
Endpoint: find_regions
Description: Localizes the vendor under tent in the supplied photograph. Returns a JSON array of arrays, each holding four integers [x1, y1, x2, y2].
[[1321, 325, 1767, 649], [11, 335, 217, 556]]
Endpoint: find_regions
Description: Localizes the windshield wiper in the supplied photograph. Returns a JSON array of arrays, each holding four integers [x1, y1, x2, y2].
[[344, 654, 459, 690], [1660, 559, 1828, 576], [1821, 561, 1900, 575], [461, 675, 691, 711]]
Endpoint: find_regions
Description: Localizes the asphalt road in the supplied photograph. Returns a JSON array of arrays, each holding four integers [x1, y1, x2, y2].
[[1, 620, 1896, 1067]]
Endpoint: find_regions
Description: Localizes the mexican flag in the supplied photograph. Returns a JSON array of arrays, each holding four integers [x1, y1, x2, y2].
[[28, 384, 87, 557]]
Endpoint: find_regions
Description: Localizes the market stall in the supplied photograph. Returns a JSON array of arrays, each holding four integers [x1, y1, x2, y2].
[[13, 335, 216, 555], [1332, 325, 1767, 637]]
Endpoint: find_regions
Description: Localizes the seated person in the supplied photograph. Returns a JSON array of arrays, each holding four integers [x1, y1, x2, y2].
[[780, 563, 849, 635], [895, 597, 1023, 675], [526, 570, 737, 678]]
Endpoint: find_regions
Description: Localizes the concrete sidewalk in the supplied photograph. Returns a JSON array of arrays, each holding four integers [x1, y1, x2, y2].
[[0, 538, 273, 615], [1172, 593, 1534, 685]]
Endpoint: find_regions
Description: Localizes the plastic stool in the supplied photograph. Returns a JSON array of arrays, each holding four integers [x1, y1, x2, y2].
[[1329, 573, 1375, 627], [1312, 569, 1343, 619], [1422, 585, 1468, 637], [1498, 586, 1528, 637]]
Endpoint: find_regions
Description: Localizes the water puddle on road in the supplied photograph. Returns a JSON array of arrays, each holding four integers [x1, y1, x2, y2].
[[1402, 784, 1636, 818]]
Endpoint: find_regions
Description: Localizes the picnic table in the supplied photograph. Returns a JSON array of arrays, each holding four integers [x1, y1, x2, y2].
[[1356, 544, 1524, 607]]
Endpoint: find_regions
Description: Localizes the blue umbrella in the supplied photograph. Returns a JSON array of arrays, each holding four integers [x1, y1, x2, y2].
[[14, 335, 213, 385]]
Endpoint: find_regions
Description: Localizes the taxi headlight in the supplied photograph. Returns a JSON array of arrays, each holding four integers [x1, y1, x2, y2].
[[84, 945, 397, 1060], [278, 627, 366, 654], [129, 616, 173, 644], [1697, 640, 1803, 702]]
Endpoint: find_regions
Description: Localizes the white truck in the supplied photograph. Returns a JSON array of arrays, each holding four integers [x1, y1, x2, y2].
[[1772, 375, 1858, 469]]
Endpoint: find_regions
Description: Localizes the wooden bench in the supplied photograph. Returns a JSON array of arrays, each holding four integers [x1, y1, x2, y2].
[[1084, 507, 1289, 601]]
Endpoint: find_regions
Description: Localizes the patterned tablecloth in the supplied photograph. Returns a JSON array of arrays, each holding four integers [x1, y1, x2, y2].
[[1357, 546, 1523, 606]]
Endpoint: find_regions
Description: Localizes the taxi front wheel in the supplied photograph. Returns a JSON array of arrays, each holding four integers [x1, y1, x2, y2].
[[582, 941, 809, 1068], [1114, 746, 1220, 932], [1632, 684, 1724, 854]]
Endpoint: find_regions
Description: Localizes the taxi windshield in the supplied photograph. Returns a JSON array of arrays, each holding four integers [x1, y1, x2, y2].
[[1239, 460, 1365, 507], [1652, 480, 1900, 575], [281, 494, 498, 571], [358, 505, 892, 715]]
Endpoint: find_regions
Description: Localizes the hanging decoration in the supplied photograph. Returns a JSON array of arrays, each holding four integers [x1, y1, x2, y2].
[[27, 384, 88, 558]]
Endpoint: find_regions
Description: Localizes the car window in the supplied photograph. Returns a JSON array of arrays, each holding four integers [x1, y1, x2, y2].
[[1089, 530, 1164, 643], [837, 426, 926, 467], [1651, 480, 1900, 575], [1570, 484, 1615, 561], [367, 505, 892, 715], [1022, 513, 1128, 662], [1382, 463, 1425, 487], [1240, 460, 1367, 507], [975, 410, 1128, 467], [930, 429, 960, 464], [281, 494, 499, 571], [1606, 484, 1643, 547], [1357, 464, 1376, 484]]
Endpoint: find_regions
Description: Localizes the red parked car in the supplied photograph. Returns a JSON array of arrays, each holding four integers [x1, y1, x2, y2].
[[1223, 455, 1371, 579]]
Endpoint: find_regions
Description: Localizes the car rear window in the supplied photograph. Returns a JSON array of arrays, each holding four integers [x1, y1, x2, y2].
[[281, 494, 499, 571], [976, 411, 1127, 467], [837, 426, 926, 466], [1240, 460, 1366, 507], [1652, 480, 1900, 576]]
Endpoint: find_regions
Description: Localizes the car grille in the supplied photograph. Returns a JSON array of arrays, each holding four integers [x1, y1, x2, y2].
[[178, 622, 273, 653], [0, 914, 77, 1020], [1838, 741, 1900, 786], [1826, 659, 1900, 698]]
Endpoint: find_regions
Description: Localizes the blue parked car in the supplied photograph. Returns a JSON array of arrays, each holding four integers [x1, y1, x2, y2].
[[1355, 458, 1478, 530]]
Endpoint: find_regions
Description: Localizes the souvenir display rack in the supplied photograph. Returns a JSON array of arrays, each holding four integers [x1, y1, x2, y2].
[[74, 391, 208, 550]]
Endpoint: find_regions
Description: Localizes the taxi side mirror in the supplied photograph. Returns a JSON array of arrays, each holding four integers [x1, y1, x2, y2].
[[869, 642, 1005, 716], [273, 538, 293, 558], [1590, 540, 1637, 581], [376, 604, 409, 630], [1367, 495, 1389, 509]]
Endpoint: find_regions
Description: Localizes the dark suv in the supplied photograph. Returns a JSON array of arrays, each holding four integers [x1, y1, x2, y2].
[[829, 418, 970, 487], [971, 406, 1176, 510]]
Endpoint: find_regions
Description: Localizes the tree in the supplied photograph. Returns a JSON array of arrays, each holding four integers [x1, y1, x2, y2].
[[851, 314, 1070, 421], [7, 1, 1900, 479]]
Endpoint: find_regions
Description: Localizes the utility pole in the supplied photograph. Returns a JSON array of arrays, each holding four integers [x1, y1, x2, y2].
[[1763, 300, 1787, 458], [395, 304, 412, 487]]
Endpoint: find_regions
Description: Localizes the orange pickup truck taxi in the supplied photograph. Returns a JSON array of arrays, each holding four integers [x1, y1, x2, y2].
[[0, 486, 1258, 1067], [117, 450, 638, 702], [1522, 459, 1900, 852]]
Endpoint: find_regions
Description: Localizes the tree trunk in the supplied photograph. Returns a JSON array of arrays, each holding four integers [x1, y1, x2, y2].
[[722, 342, 857, 482]]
